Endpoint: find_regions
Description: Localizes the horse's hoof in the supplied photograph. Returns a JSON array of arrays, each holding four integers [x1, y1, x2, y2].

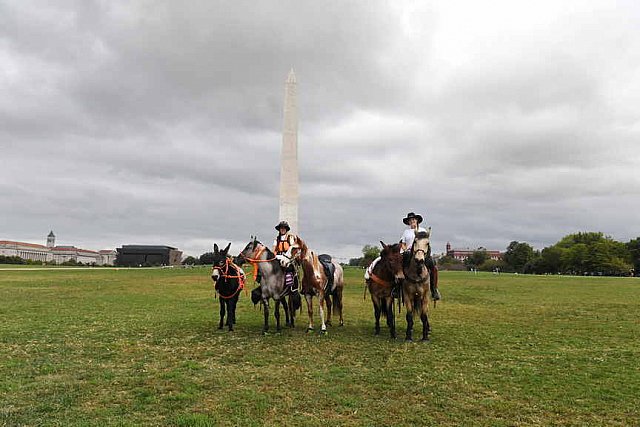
[[320, 330, 327, 335], [339, 322, 344, 327], [405, 337, 413, 342], [306, 328, 314, 333], [325, 321, 332, 327], [374, 330, 380, 336], [421, 337, 430, 342]]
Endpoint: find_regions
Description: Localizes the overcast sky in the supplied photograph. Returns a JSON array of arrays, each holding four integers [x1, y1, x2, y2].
[[1, 1, 639, 260]]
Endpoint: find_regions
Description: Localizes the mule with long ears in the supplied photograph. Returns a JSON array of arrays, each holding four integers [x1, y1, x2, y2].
[[290, 237, 344, 334], [235, 237, 295, 334], [366, 241, 404, 339], [402, 229, 432, 341], [211, 243, 244, 331]]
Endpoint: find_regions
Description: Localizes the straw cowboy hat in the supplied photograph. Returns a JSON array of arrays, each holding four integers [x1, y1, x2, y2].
[[403, 212, 423, 225]]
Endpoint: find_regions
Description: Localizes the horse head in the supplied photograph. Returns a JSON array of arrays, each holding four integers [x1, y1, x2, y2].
[[235, 236, 262, 266], [285, 236, 308, 267], [380, 241, 404, 280], [411, 228, 431, 265], [211, 242, 231, 281]]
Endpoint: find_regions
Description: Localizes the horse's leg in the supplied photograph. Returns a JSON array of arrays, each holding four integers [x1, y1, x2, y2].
[[227, 298, 238, 332], [287, 296, 295, 328], [218, 299, 225, 330], [305, 294, 314, 332], [274, 299, 282, 332], [281, 297, 290, 327], [232, 296, 238, 325], [336, 287, 344, 327], [421, 295, 430, 341], [324, 294, 333, 327], [373, 299, 381, 335], [319, 292, 327, 333], [387, 297, 396, 340], [262, 299, 269, 334], [405, 310, 414, 341], [404, 292, 414, 341]]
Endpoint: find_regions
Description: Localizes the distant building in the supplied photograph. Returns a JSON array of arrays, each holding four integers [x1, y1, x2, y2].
[[446, 242, 503, 261], [115, 245, 182, 267], [0, 231, 115, 265]]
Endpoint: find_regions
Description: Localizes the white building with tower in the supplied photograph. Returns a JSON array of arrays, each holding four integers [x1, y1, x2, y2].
[[0, 231, 116, 265]]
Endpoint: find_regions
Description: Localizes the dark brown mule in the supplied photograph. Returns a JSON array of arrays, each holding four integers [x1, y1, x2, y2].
[[291, 237, 344, 334], [402, 230, 432, 341], [365, 242, 404, 339]]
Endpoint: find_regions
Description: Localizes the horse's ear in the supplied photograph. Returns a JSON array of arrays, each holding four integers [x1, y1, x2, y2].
[[426, 227, 432, 238], [213, 243, 219, 253], [223, 242, 231, 254], [380, 241, 387, 249]]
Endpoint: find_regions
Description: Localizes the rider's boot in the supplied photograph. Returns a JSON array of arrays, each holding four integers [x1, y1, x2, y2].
[[429, 269, 441, 301]]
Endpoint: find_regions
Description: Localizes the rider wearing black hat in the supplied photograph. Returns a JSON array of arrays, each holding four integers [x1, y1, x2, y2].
[[273, 220, 300, 292], [400, 212, 441, 301]]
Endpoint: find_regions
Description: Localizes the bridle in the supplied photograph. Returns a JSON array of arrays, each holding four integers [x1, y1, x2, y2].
[[212, 257, 246, 299], [411, 238, 430, 260], [237, 241, 278, 281], [212, 257, 244, 280]]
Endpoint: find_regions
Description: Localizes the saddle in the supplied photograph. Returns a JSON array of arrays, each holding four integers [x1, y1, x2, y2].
[[318, 254, 335, 294]]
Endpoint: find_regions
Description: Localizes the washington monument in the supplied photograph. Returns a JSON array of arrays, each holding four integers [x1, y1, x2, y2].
[[279, 69, 299, 233]]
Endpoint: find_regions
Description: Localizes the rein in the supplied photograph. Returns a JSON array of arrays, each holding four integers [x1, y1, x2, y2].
[[238, 245, 278, 282], [369, 273, 392, 288]]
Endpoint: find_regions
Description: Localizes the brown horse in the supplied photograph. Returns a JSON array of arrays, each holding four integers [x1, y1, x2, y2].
[[291, 237, 344, 334], [402, 230, 432, 341], [365, 241, 404, 339]]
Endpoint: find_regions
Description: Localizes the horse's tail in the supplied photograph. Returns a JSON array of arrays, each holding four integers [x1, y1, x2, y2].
[[379, 299, 389, 319], [332, 286, 342, 312]]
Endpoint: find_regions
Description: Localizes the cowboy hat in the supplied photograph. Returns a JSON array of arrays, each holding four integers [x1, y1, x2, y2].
[[275, 220, 291, 231], [403, 212, 423, 225]]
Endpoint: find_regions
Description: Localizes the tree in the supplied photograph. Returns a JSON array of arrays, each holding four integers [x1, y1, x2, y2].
[[478, 258, 507, 272], [199, 252, 215, 265], [437, 255, 463, 270], [348, 257, 363, 267], [361, 244, 381, 267], [503, 241, 535, 273], [627, 238, 640, 275], [464, 249, 489, 269], [182, 256, 197, 265]]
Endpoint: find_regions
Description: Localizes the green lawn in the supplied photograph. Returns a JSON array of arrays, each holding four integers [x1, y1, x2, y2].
[[1, 267, 639, 426]]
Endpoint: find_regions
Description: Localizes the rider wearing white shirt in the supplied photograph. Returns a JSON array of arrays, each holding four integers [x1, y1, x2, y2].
[[400, 212, 440, 301]]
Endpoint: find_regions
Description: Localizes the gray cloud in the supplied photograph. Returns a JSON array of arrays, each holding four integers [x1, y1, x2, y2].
[[1, 0, 640, 260]]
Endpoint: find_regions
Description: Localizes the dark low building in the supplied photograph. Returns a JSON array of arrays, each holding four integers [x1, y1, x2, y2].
[[115, 245, 182, 267]]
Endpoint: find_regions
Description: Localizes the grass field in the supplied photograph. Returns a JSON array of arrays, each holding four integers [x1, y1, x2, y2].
[[1, 267, 639, 426]]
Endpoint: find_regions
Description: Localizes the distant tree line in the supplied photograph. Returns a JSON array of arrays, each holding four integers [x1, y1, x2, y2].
[[347, 232, 639, 277], [182, 252, 216, 266], [0, 255, 99, 267], [348, 244, 381, 268], [440, 232, 638, 277]]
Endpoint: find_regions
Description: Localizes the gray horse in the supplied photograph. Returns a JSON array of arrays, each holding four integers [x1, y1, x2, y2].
[[402, 229, 432, 341], [235, 238, 291, 334]]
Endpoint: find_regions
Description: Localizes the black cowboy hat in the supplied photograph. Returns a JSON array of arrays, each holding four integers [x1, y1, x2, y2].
[[275, 220, 291, 231], [403, 212, 423, 225]]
